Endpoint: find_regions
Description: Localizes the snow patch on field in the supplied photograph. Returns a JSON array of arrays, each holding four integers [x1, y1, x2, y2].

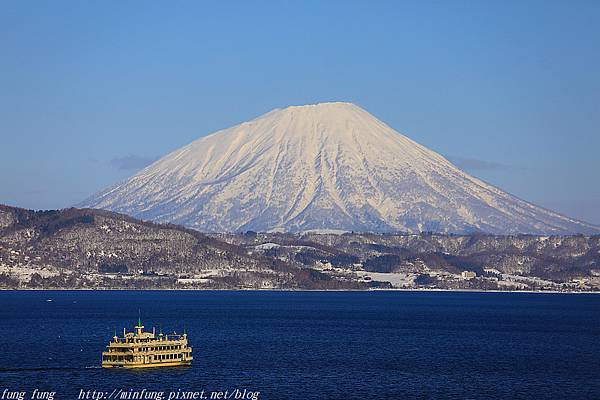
[[356, 271, 417, 288]]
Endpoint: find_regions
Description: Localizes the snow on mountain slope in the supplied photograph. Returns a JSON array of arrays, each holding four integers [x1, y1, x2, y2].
[[80, 102, 600, 234]]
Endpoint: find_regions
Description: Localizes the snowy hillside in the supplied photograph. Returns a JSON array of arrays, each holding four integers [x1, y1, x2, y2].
[[80, 102, 600, 234]]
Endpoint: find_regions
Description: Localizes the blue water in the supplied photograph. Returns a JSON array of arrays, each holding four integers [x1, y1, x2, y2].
[[0, 291, 598, 400]]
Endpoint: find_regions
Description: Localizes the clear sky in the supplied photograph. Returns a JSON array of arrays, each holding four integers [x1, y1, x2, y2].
[[1, 1, 599, 224]]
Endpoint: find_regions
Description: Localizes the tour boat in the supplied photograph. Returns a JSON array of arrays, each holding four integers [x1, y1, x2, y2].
[[101, 319, 192, 368]]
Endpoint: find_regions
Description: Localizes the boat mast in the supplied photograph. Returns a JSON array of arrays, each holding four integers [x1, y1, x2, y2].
[[135, 309, 144, 336]]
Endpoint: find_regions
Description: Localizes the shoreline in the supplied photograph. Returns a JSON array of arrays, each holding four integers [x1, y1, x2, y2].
[[0, 287, 598, 294]]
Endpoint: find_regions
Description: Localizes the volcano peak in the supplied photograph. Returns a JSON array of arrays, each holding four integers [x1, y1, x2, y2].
[[80, 104, 600, 235]]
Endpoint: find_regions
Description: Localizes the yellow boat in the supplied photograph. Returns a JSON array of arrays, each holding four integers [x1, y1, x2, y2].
[[101, 318, 193, 368]]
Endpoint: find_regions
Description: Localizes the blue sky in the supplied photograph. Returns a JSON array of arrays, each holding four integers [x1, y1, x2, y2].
[[1, 0, 599, 223]]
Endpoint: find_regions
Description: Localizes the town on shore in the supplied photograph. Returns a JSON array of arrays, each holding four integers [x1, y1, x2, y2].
[[1, 205, 599, 291]]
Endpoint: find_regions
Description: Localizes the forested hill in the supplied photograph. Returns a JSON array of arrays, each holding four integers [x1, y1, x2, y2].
[[0, 204, 378, 290], [1, 204, 599, 291]]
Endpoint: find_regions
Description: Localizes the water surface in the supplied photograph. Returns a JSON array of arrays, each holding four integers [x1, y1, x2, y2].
[[0, 291, 598, 399]]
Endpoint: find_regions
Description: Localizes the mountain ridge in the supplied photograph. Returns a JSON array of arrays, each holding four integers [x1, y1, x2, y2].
[[2, 204, 599, 291], [0, 203, 374, 289]]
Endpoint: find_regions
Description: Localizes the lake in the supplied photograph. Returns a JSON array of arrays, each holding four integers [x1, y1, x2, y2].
[[0, 291, 598, 399]]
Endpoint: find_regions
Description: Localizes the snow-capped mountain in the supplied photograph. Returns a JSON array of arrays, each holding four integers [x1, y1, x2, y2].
[[80, 102, 600, 234]]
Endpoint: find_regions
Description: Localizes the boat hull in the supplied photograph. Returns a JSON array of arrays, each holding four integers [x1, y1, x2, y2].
[[102, 360, 192, 369]]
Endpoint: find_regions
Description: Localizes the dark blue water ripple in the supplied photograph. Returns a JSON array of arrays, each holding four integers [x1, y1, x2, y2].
[[0, 291, 598, 399]]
